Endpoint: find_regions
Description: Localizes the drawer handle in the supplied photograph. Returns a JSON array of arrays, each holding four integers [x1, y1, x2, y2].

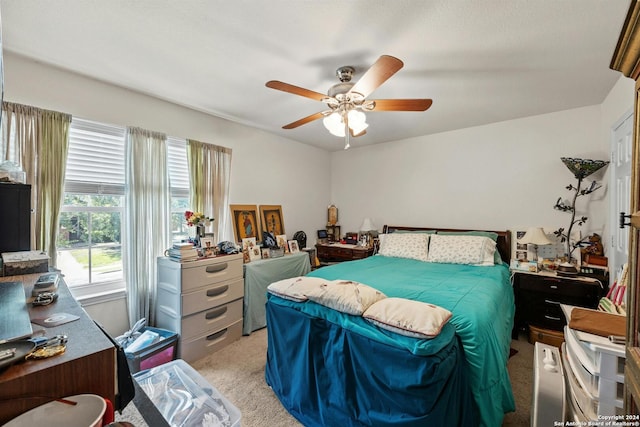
[[206, 329, 227, 341], [206, 285, 229, 297], [206, 263, 228, 273], [544, 299, 561, 305], [544, 315, 561, 321], [205, 306, 228, 320]]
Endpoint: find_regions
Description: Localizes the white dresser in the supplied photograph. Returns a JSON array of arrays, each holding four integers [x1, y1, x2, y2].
[[155, 254, 244, 363]]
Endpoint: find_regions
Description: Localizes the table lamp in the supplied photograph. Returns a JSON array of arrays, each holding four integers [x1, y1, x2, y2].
[[518, 227, 552, 264], [359, 218, 377, 247]]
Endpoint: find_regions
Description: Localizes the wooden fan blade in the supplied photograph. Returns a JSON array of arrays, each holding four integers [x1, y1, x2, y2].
[[349, 55, 404, 98], [350, 129, 366, 137], [266, 80, 327, 101], [282, 111, 325, 129], [370, 99, 433, 111]]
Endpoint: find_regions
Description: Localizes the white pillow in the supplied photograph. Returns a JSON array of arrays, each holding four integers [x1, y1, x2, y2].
[[427, 234, 496, 265], [363, 297, 452, 338], [267, 276, 328, 302], [378, 233, 430, 262], [305, 280, 387, 315]]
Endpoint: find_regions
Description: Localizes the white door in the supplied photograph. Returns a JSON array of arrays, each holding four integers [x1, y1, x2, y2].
[[610, 109, 633, 286]]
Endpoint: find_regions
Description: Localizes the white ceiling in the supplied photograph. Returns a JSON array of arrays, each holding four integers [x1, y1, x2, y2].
[[0, 0, 631, 151]]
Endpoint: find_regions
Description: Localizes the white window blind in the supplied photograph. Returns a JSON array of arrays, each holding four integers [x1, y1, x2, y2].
[[65, 118, 126, 195], [167, 136, 189, 198]]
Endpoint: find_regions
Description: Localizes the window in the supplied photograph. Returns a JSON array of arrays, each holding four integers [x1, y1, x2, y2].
[[167, 137, 190, 242], [58, 119, 190, 297], [58, 118, 126, 294]]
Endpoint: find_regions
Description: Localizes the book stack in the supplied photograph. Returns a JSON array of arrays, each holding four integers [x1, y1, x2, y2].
[[168, 242, 198, 262]]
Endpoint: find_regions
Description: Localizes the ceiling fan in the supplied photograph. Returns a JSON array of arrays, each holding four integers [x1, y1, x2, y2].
[[266, 55, 433, 149]]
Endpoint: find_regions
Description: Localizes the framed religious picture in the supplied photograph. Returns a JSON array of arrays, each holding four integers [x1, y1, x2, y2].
[[259, 205, 285, 236], [230, 204, 261, 243], [327, 204, 338, 226]]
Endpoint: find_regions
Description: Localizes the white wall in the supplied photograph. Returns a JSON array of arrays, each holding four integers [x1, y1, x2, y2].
[[330, 103, 625, 250]]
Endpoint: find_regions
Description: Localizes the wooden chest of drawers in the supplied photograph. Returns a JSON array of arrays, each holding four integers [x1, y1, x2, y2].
[[155, 254, 244, 363], [315, 243, 373, 263], [513, 271, 604, 334]]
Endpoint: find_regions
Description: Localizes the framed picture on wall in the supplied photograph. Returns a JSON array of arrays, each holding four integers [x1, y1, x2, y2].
[[260, 205, 285, 236], [230, 204, 261, 243]]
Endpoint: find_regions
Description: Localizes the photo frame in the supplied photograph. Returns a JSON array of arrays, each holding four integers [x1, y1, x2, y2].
[[200, 236, 215, 257], [260, 205, 285, 236], [288, 240, 300, 253], [276, 234, 289, 253], [261, 248, 271, 259], [230, 204, 261, 243]]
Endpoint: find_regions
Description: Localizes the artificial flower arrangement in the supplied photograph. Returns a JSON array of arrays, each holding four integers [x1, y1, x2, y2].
[[184, 211, 214, 227]]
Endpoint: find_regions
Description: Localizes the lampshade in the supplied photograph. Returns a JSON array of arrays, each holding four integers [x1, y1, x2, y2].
[[323, 109, 368, 138], [518, 227, 553, 246], [560, 157, 609, 180], [359, 218, 376, 232]]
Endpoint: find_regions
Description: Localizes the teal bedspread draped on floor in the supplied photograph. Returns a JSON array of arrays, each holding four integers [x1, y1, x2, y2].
[[303, 255, 516, 427], [265, 296, 474, 426]]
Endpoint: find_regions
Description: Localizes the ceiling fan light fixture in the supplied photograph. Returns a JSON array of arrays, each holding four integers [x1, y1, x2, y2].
[[323, 112, 345, 137]]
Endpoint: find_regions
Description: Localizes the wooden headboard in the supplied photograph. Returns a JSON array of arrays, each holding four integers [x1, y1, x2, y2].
[[382, 225, 512, 265]]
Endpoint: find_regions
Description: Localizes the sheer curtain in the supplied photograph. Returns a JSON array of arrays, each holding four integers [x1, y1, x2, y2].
[[125, 127, 170, 327], [1, 102, 71, 264], [186, 139, 232, 242]]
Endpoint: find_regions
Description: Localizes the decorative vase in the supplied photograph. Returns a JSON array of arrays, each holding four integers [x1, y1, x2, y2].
[[195, 224, 205, 247]]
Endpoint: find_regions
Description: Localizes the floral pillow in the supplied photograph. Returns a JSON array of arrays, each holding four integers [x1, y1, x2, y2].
[[363, 297, 452, 338], [267, 276, 328, 302], [427, 234, 496, 265], [305, 280, 387, 315], [378, 232, 430, 262]]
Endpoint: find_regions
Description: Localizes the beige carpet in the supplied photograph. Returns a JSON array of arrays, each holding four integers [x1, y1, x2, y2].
[[116, 329, 534, 426]]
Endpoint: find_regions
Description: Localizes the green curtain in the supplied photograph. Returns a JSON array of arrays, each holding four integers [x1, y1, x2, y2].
[[1, 101, 70, 264], [37, 110, 71, 265], [186, 139, 232, 242]]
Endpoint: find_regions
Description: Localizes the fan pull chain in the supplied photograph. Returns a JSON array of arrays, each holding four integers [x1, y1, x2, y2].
[[344, 112, 350, 150]]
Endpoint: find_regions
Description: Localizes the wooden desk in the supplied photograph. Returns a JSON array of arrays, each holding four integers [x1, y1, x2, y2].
[[0, 274, 116, 424]]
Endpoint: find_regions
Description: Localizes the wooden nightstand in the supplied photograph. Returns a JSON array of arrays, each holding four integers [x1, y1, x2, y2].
[[315, 243, 373, 264], [512, 270, 605, 340]]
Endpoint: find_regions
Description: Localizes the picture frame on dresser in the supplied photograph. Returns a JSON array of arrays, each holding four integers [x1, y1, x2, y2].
[[260, 205, 285, 236], [230, 204, 261, 243]]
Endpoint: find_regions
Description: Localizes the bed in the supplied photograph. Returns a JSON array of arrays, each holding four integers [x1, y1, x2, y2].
[[264, 226, 516, 427]]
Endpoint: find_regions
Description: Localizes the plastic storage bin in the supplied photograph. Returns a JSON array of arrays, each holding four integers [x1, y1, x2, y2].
[[124, 326, 178, 373], [133, 359, 241, 427]]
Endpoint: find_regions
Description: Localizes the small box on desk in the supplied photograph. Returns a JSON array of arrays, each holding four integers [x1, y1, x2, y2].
[[1, 250, 49, 276], [124, 326, 178, 373]]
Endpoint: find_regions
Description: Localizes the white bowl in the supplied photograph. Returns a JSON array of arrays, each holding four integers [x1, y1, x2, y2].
[[5, 394, 106, 427]]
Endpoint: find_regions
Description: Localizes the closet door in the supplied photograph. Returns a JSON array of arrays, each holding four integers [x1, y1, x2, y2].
[[0, 183, 31, 253], [611, 1, 640, 414]]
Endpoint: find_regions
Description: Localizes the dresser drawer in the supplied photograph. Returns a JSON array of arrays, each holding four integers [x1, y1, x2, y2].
[[518, 275, 600, 299], [180, 319, 242, 363], [180, 298, 243, 340], [181, 277, 244, 316], [181, 257, 243, 292]]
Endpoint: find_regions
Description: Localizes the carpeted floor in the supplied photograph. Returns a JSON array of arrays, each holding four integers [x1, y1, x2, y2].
[[116, 329, 534, 426]]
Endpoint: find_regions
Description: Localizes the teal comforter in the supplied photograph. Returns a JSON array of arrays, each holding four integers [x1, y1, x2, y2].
[[307, 255, 516, 427]]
